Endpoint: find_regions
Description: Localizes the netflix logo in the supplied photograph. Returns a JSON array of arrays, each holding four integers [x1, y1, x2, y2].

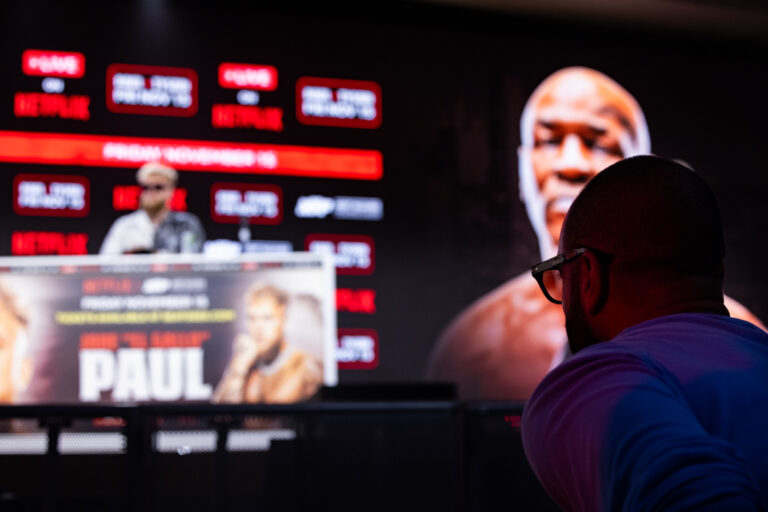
[[14, 92, 90, 121], [212, 104, 284, 132], [12, 232, 88, 255], [13, 174, 90, 217]]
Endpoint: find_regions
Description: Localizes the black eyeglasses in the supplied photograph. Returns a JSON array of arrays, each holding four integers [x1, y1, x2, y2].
[[140, 184, 168, 192], [530, 247, 588, 304]]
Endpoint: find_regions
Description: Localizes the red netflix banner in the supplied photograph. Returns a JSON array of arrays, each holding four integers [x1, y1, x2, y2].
[[22, 50, 85, 78], [297, 77, 382, 129], [13, 174, 90, 217], [211, 183, 283, 224], [0, 131, 383, 180], [337, 329, 379, 370], [212, 104, 284, 132], [218, 63, 278, 90], [106, 64, 198, 116], [112, 186, 188, 211], [12, 232, 88, 255], [14, 93, 90, 121], [305, 234, 375, 275]]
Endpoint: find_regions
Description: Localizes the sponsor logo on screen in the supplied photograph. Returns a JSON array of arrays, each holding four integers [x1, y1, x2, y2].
[[211, 183, 282, 224], [212, 104, 284, 131], [14, 92, 90, 120], [22, 50, 85, 78], [106, 64, 198, 116], [203, 239, 293, 256], [337, 329, 378, 369], [295, 195, 383, 221], [336, 288, 376, 314], [13, 174, 90, 217], [218, 63, 278, 91], [12, 231, 88, 255], [112, 185, 188, 211], [296, 77, 382, 129], [305, 234, 375, 275]]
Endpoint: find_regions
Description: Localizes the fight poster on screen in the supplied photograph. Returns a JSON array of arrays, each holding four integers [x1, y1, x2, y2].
[[0, 253, 336, 405]]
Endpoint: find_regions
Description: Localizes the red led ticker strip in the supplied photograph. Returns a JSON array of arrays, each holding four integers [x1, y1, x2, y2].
[[0, 131, 383, 180]]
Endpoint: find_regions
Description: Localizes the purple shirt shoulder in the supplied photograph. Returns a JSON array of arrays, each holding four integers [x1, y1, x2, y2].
[[522, 313, 768, 511]]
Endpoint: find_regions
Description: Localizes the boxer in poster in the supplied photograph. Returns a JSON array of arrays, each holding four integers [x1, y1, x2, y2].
[[427, 67, 764, 400], [213, 283, 322, 404], [0, 281, 32, 404]]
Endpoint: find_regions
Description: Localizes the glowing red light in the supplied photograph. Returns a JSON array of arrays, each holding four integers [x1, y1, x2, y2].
[[14, 93, 90, 121], [336, 288, 376, 314], [211, 104, 284, 132], [11, 232, 88, 255], [218, 63, 278, 90], [112, 185, 188, 211], [0, 131, 383, 181], [22, 50, 85, 78]]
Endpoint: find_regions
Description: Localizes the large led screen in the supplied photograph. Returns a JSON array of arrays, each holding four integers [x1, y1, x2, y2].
[[1, 2, 766, 401]]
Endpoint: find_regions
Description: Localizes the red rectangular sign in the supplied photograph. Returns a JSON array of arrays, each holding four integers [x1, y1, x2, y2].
[[14, 93, 90, 121], [106, 64, 198, 116], [211, 183, 283, 224], [218, 63, 278, 90], [22, 50, 85, 78], [297, 77, 382, 129], [13, 174, 90, 217], [0, 131, 383, 180], [336, 288, 376, 314], [11, 232, 88, 255], [113, 185, 188, 211], [337, 329, 379, 370], [305, 234, 375, 275], [212, 104, 284, 131]]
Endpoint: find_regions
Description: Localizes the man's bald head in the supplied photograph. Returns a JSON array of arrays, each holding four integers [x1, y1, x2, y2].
[[559, 156, 727, 351], [562, 156, 725, 280]]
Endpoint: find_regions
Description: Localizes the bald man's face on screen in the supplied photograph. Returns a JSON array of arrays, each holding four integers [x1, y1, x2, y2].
[[520, 68, 647, 256]]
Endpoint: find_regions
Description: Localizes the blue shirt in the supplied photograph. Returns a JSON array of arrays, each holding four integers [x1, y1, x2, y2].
[[522, 313, 768, 511]]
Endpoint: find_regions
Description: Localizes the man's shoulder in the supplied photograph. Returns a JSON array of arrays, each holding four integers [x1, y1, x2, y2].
[[442, 272, 553, 336]]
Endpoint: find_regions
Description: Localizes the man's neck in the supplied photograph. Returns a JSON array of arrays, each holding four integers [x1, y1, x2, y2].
[[260, 339, 286, 366], [144, 207, 169, 225]]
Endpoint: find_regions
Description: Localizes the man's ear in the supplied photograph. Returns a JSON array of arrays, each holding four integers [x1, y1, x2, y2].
[[580, 250, 607, 315]]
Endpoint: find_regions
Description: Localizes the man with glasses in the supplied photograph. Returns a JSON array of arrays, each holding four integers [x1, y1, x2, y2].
[[100, 161, 205, 254], [522, 156, 768, 510], [427, 67, 762, 400]]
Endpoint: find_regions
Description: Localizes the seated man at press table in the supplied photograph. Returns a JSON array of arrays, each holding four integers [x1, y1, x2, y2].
[[522, 156, 768, 510]]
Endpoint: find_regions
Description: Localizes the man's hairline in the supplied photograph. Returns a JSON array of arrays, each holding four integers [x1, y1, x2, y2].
[[518, 69, 651, 259]]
